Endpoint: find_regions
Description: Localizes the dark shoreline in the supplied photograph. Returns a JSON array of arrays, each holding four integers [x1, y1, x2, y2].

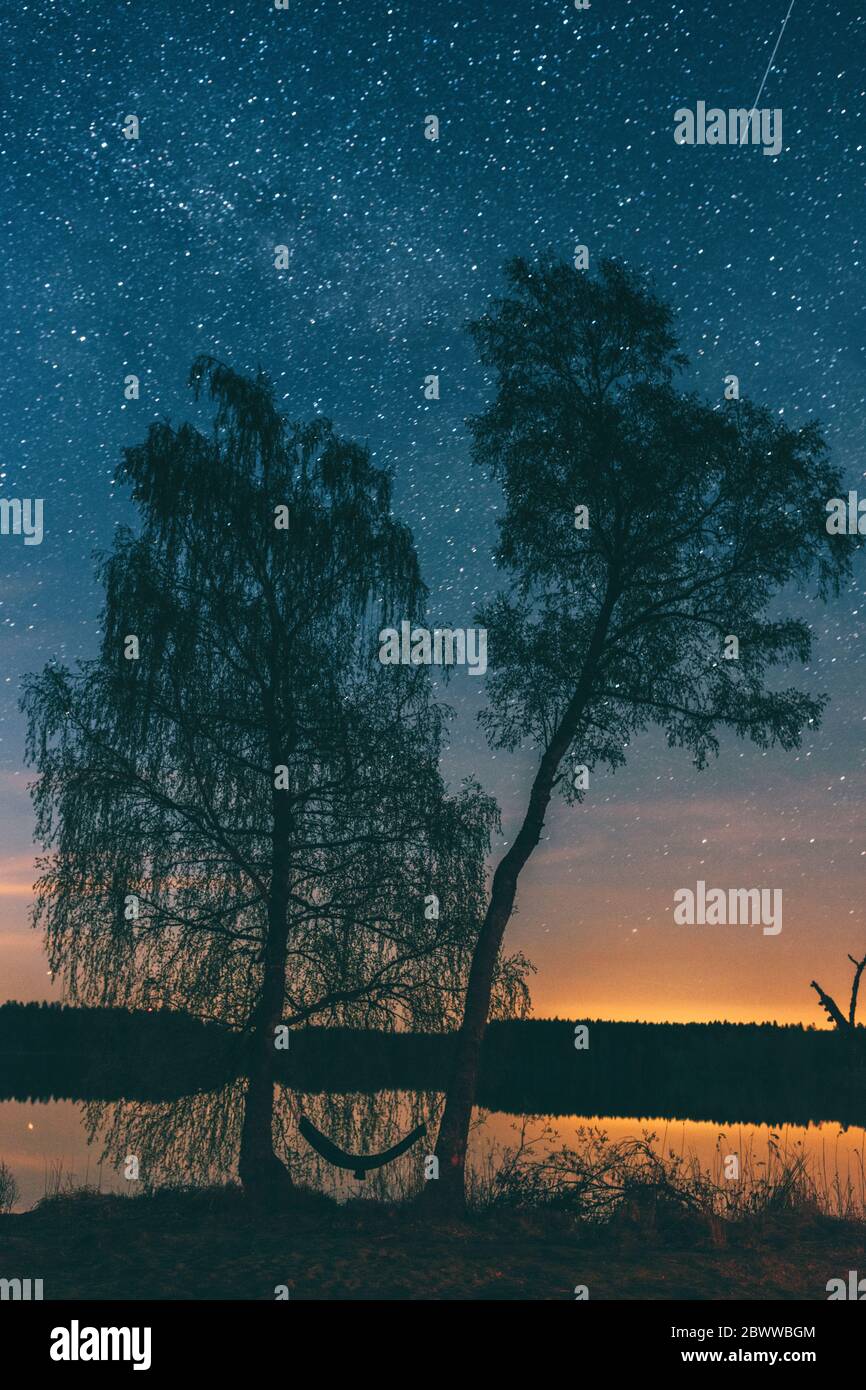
[[1, 1185, 864, 1301]]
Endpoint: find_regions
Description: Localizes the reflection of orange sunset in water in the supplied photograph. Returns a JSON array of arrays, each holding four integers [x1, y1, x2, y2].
[[5, 1095, 866, 1216], [479, 1110, 866, 1211], [0, 1100, 123, 1211]]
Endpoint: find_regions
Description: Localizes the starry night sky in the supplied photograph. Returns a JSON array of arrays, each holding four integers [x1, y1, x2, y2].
[[1, 0, 864, 1023]]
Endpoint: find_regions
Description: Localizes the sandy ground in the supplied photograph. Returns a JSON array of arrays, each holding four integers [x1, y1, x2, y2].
[[1, 1188, 865, 1300]]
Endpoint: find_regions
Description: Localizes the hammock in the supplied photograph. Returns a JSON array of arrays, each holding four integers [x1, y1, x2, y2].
[[298, 1113, 427, 1180]]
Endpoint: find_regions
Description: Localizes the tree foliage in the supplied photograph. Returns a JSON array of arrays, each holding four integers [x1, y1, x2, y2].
[[23, 357, 530, 1188], [428, 254, 857, 1209]]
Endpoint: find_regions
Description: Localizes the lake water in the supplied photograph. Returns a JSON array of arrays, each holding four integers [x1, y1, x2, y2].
[[3, 1093, 866, 1215]]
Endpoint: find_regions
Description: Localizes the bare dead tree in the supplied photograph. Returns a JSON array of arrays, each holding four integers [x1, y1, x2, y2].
[[810, 951, 866, 1030]]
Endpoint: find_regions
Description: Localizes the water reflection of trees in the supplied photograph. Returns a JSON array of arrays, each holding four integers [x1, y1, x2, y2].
[[83, 1086, 442, 1202]]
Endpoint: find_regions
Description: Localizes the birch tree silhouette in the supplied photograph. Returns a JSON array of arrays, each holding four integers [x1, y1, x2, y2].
[[427, 254, 856, 1211], [23, 358, 529, 1199]]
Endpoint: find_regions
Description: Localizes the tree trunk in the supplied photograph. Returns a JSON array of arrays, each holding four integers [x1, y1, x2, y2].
[[239, 791, 294, 1199], [425, 587, 618, 1214], [239, 1057, 291, 1195], [238, 942, 294, 1197]]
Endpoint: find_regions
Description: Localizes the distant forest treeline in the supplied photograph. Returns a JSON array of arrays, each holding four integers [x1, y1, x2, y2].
[[0, 1001, 239, 1100], [1, 1003, 865, 1127]]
